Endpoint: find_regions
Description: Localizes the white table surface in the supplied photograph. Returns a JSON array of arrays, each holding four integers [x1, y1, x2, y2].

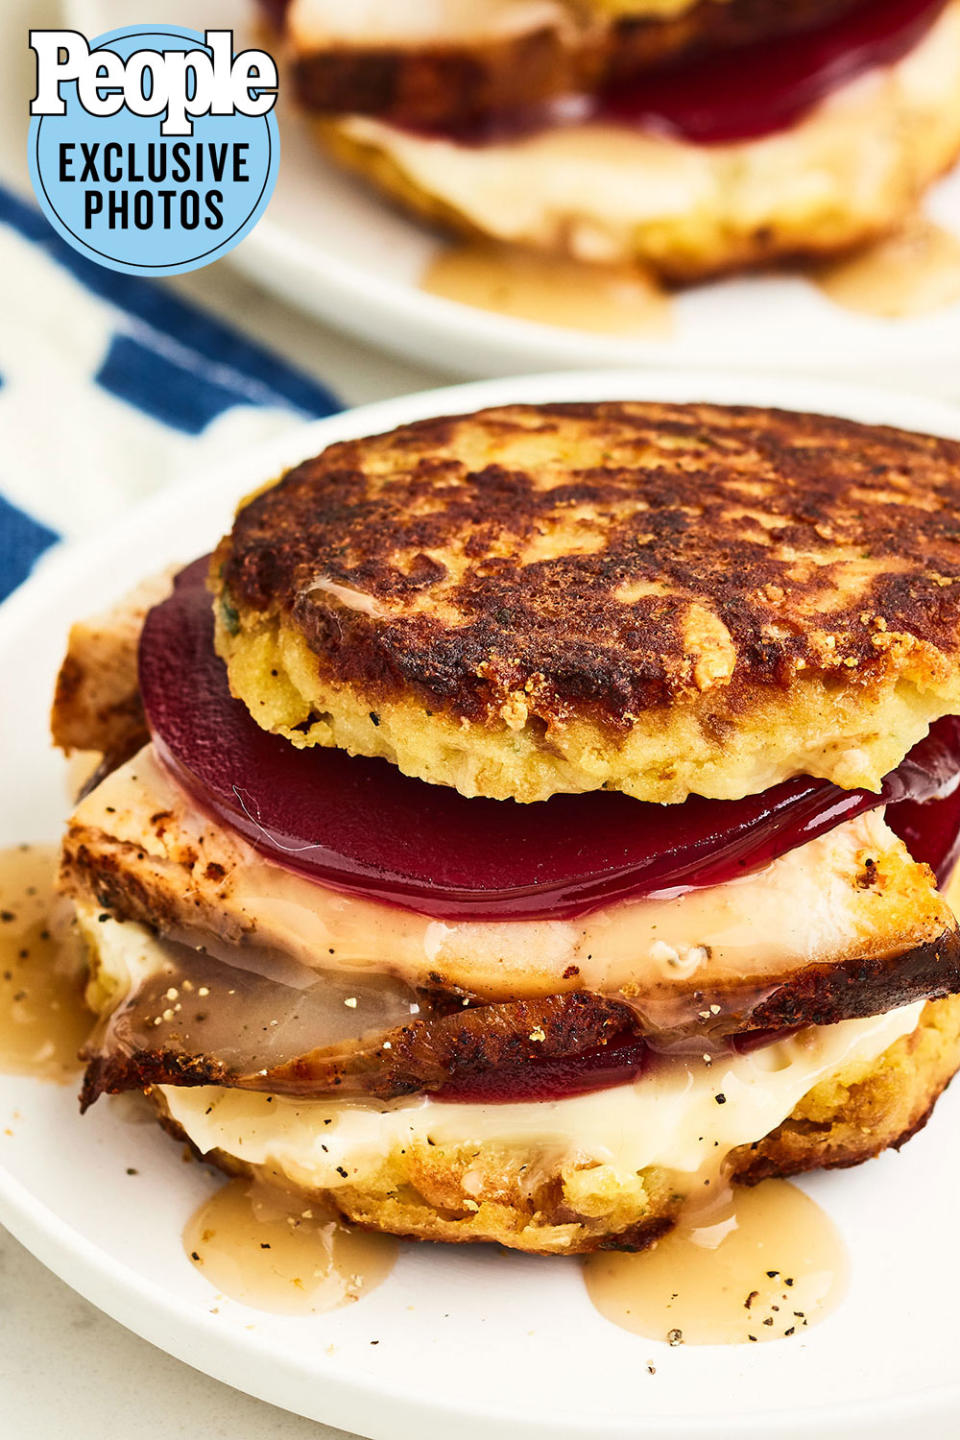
[[0, 4, 434, 1437]]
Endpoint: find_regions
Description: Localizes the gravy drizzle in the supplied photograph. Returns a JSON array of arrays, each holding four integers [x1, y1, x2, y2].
[[813, 216, 960, 318], [583, 1177, 848, 1345], [422, 243, 673, 335], [184, 1177, 397, 1315], [0, 844, 90, 1080], [0, 847, 859, 1339]]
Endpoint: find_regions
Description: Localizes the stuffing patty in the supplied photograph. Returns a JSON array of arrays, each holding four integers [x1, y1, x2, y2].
[[213, 400, 960, 804]]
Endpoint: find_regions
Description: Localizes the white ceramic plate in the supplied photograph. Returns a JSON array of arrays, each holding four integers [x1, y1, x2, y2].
[[4, 370, 960, 1440], [66, 0, 960, 387]]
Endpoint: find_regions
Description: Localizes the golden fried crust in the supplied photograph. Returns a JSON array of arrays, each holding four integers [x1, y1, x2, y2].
[[281, 0, 857, 132], [214, 402, 960, 803], [736, 993, 960, 1181], [156, 996, 960, 1254]]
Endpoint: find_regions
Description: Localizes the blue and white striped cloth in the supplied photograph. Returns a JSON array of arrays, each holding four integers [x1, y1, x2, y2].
[[0, 184, 340, 604]]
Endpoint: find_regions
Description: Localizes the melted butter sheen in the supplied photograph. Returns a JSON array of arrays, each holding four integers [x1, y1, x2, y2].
[[583, 1179, 848, 1346], [0, 845, 91, 1080], [421, 244, 673, 335], [184, 1178, 397, 1315], [814, 218, 960, 318]]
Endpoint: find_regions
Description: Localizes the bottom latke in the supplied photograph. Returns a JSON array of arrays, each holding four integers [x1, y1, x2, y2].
[[151, 996, 960, 1256]]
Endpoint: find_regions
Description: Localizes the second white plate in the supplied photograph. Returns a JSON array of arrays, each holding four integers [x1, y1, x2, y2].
[[65, 0, 960, 387]]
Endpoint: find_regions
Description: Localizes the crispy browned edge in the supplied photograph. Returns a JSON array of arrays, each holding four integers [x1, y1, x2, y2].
[[215, 402, 960, 732], [50, 569, 175, 763], [51, 652, 148, 762], [277, 0, 860, 132]]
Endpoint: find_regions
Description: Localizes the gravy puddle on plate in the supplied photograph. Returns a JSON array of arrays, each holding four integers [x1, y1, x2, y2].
[[184, 1177, 398, 1314], [583, 1178, 848, 1345], [0, 844, 90, 1081], [422, 243, 674, 336], [813, 217, 960, 318]]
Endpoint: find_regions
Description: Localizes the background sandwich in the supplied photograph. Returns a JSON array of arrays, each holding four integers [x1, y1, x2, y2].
[[259, 0, 960, 279]]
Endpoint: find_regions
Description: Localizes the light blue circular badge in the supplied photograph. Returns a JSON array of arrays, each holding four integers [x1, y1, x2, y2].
[[28, 25, 279, 277]]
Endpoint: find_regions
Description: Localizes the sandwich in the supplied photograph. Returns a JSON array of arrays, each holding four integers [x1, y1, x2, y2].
[[257, 0, 960, 279], [54, 400, 960, 1254]]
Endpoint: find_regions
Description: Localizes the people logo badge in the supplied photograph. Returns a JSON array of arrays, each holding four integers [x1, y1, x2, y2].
[[28, 26, 280, 276]]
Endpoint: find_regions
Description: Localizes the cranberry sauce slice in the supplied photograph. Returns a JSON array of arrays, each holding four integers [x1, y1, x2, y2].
[[425, 0, 946, 147], [254, 0, 291, 28], [435, 1031, 650, 1104], [139, 558, 960, 921], [887, 786, 960, 889], [600, 0, 946, 144]]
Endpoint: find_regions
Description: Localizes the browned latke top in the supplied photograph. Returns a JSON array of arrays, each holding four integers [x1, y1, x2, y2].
[[216, 402, 960, 726]]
